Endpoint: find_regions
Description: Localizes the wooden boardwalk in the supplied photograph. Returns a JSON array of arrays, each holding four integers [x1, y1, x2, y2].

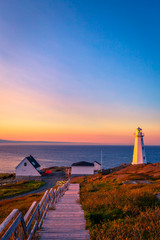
[[35, 184, 89, 240]]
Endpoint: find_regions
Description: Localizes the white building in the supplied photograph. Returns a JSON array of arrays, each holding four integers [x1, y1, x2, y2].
[[71, 161, 94, 175], [94, 161, 101, 171], [71, 161, 102, 175], [132, 127, 147, 165], [16, 155, 41, 176]]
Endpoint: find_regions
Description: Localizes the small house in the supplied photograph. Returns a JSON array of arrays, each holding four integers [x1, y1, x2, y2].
[[94, 161, 101, 171], [15, 155, 41, 177], [71, 161, 94, 175]]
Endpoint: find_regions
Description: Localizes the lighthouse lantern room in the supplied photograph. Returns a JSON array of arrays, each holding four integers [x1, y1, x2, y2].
[[132, 127, 147, 165]]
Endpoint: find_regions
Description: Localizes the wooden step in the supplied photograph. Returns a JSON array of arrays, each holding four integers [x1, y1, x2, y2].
[[36, 184, 89, 240], [36, 231, 89, 240]]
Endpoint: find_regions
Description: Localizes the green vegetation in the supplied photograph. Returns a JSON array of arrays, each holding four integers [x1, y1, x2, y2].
[[0, 192, 43, 224], [0, 181, 45, 200], [0, 183, 58, 224], [72, 163, 160, 240], [0, 173, 15, 180], [56, 180, 67, 186]]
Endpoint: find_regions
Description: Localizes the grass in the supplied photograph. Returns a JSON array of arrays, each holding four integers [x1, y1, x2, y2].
[[0, 181, 45, 200], [0, 183, 58, 224], [73, 163, 160, 240], [0, 173, 15, 180], [0, 192, 43, 224]]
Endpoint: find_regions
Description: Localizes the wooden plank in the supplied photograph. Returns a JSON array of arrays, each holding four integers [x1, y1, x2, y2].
[[36, 231, 90, 240], [0, 180, 70, 240], [24, 201, 37, 223], [0, 209, 19, 234], [35, 184, 89, 240], [1, 213, 22, 240]]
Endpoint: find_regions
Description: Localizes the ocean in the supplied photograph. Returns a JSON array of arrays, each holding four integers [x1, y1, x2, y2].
[[0, 144, 160, 173]]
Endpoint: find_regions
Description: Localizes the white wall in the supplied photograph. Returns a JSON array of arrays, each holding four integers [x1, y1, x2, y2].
[[132, 136, 147, 164], [71, 166, 94, 175], [94, 162, 101, 171], [16, 159, 41, 176]]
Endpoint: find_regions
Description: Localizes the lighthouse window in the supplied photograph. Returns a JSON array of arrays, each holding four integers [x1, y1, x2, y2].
[[24, 162, 27, 166], [143, 157, 145, 160], [142, 147, 144, 150]]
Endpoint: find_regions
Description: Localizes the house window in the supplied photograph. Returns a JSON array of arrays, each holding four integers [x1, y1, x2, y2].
[[143, 157, 145, 160], [24, 162, 27, 166]]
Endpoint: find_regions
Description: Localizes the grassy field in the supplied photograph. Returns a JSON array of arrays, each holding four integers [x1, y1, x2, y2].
[[0, 181, 62, 224], [71, 163, 160, 240], [0, 181, 45, 200], [0, 192, 43, 224], [0, 173, 15, 180]]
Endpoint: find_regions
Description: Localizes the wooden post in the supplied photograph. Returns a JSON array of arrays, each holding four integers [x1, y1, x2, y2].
[[0, 180, 70, 240]]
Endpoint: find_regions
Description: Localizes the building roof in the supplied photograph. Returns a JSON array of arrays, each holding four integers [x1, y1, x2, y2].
[[72, 161, 94, 167], [16, 155, 40, 169], [26, 155, 40, 169], [94, 161, 101, 165]]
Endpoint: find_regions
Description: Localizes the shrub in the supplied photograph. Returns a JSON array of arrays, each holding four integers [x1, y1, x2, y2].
[[79, 170, 160, 240]]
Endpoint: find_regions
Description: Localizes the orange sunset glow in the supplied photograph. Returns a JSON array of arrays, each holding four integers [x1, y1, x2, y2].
[[0, 1, 160, 145]]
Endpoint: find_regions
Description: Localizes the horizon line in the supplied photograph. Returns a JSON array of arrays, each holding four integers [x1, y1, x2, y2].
[[0, 139, 159, 146]]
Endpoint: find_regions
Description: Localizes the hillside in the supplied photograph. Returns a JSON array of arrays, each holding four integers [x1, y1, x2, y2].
[[71, 163, 160, 240]]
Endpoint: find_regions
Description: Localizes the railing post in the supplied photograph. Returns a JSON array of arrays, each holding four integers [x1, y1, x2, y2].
[[0, 180, 70, 240]]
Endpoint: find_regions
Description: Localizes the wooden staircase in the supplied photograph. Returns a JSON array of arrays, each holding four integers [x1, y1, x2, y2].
[[35, 184, 89, 240]]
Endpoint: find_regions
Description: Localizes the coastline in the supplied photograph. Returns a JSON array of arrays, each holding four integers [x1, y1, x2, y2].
[[0, 145, 160, 174]]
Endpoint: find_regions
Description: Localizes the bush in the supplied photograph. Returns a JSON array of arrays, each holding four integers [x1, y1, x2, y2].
[[80, 173, 160, 239]]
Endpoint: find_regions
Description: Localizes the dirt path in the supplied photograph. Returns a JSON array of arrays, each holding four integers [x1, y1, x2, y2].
[[0, 172, 65, 201]]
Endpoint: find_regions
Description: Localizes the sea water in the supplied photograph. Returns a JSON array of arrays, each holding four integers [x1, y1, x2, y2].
[[0, 144, 159, 173]]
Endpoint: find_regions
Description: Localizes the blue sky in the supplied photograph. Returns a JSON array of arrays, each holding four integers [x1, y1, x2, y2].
[[0, 0, 160, 144]]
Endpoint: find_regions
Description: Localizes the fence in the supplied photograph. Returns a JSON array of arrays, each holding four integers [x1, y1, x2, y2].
[[0, 180, 70, 240]]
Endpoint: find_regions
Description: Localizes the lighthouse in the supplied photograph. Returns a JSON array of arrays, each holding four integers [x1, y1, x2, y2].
[[132, 127, 147, 165]]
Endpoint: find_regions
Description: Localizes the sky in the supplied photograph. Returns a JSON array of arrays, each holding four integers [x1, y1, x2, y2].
[[0, 0, 160, 145]]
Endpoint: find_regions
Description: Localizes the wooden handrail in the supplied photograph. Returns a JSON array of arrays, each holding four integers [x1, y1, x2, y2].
[[0, 179, 70, 240]]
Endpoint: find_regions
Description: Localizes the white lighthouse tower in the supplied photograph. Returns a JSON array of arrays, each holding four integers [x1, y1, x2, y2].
[[132, 127, 147, 165]]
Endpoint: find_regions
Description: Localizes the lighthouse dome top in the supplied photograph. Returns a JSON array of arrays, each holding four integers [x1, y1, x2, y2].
[[136, 127, 144, 136]]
